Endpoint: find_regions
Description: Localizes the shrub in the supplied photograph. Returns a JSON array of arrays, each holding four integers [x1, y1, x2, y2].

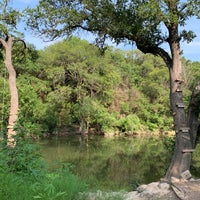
[[118, 114, 140, 134], [32, 168, 87, 200], [0, 137, 45, 178]]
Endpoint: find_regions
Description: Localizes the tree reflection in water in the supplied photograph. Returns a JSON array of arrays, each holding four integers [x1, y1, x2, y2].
[[39, 135, 200, 191]]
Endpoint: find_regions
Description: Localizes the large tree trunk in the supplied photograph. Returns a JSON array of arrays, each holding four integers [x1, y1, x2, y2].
[[164, 29, 196, 180], [134, 0, 200, 182], [136, 37, 199, 180], [0, 36, 19, 147]]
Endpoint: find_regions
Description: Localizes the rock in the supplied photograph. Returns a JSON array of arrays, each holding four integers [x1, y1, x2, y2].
[[159, 182, 171, 190], [137, 184, 148, 193], [137, 182, 171, 197], [171, 176, 180, 183], [171, 179, 200, 200], [124, 191, 141, 200], [79, 180, 200, 200], [123, 181, 173, 200]]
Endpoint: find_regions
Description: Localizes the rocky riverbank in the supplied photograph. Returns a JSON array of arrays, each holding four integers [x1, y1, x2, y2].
[[79, 178, 200, 200], [124, 181, 178, 200], [79, 181, 178, 200]]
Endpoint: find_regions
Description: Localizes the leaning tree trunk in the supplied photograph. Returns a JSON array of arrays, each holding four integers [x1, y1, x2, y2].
[[0, 36, 19, 147], [164, 34, 199, 180]]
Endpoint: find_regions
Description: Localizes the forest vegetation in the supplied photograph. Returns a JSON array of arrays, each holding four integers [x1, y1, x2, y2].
[[25, 0, 200, 179], [1, 37, 199, 137], [0, 0, 200, 199], [0, 36, 200, 199]]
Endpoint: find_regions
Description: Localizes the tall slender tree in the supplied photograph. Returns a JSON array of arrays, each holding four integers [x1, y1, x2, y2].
[[0, 0, 21, 146], [26, 0, 200, 180]]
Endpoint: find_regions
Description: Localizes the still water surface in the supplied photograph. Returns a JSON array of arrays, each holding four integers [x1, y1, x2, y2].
[[39, 135, 174, 190]]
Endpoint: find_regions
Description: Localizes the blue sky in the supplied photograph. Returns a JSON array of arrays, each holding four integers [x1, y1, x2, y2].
[[13, 0, 200, 62]]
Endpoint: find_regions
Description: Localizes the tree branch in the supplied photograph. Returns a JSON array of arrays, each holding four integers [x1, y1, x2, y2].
[[135, 40, 172, 68], [0, 38, 7, 48], [13, 39, 27, 49]]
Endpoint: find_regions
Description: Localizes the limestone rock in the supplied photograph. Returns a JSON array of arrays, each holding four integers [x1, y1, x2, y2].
[[79, 180, 200, 200], [171, 179, 200, 200]]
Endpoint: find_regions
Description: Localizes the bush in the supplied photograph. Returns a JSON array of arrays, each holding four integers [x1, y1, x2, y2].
[[0, 173, 34, 200], [0, 137, 45, 178], [93, 102, 118, 134], [118, 114, 140, 134], [0, 167, 88, 200], [32, 168, 87, 200]]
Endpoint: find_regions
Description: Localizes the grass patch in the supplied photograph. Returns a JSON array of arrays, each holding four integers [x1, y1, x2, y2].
[[0, 169, 88, 200], [0, 137, 88, 200]]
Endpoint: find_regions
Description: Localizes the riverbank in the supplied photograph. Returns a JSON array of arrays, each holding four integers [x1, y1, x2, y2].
[[42, 127, 176, 138], [79, 181, 177, 200], [80, 178, 200, 200]]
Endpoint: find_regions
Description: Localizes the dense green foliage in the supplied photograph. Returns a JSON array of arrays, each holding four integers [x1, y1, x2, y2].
[[24, 0, 200, 180], [0, 37, 199, 136], [0, 0, 199, 198], [0, 33, 199, 197], [0, 0, 21, 37]]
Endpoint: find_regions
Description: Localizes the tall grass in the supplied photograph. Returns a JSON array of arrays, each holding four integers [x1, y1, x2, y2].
[[0, 170, 87, 200], [0, 136, 88, 200]]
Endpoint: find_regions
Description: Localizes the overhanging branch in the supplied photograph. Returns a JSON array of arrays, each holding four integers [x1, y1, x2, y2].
[[135, 40, 172, 68]]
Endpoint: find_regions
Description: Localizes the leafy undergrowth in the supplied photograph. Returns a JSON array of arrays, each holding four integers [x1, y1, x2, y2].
[[0, 170, 87, 200], [0, 137, 88, 200]]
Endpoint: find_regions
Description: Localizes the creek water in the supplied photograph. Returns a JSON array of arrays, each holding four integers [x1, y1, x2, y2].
[[38, 134, 199, 191]]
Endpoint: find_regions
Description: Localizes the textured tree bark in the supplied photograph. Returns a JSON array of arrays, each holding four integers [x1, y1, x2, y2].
[[0, 36, 18, 147], [136, 34, 199, 179], [165, 32, 194, 180]]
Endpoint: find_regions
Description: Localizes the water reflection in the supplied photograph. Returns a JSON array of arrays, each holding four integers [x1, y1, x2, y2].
[[39, 135, 174, 190]]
